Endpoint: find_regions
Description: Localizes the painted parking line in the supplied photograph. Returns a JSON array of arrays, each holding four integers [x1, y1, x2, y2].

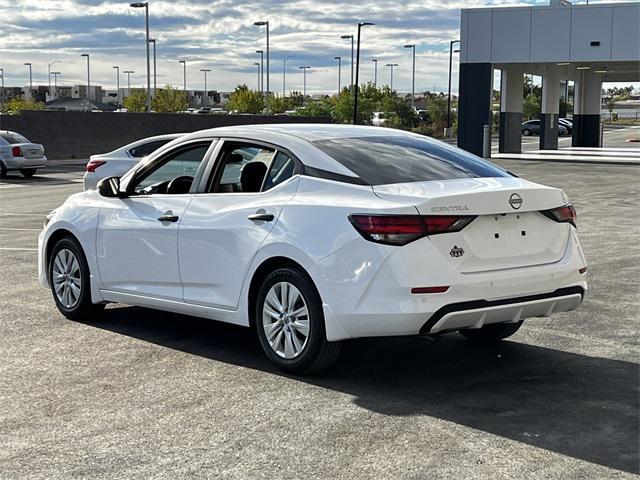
[[0, 227, 42, 231], [0, 247, 38, 251]]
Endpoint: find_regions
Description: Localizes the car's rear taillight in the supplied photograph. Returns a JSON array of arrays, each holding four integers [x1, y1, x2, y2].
[[86, 160, 107, 172], [541, 204, 577, 227], [349, 214, 476, 246], [11, 146, 23, 157]]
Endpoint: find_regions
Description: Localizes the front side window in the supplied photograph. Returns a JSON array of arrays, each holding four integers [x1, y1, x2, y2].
[[312, 135, 508, 186], [132, 143, 211, 195]]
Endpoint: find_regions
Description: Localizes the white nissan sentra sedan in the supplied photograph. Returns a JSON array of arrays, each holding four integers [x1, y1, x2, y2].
[[38, 124, 587, 373]]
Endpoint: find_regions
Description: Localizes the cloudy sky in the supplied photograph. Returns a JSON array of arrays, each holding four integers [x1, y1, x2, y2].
[[0, 0, 627, 95]]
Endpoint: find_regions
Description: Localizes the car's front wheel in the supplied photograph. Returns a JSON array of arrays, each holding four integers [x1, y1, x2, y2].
[[49, 236, 104, 321], [20, 168, 37, 178], [459, 321, 523, 342], [255, 267, 342, 374]]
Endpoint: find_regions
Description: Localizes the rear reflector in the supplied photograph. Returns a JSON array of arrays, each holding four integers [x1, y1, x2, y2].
[[411, 286, 450, 294], [579, 267, 587, 275], [349, 214, 476, 246], [11, 146, 23, 158], [541, 204, 577, 227], [86, 160, 107, 172]]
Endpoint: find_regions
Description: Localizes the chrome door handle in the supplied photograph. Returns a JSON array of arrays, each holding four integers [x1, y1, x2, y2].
[[157, 214, 179, 222], [247, 213, 274, 222]]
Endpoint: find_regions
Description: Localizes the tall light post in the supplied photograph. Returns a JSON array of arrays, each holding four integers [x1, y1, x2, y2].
[[200, 67, 211, 107], [0, 68, 5, 111], [371, 58, 378, 87], [124, 70, 134, 98], [353, 22, 374, 125], [48, 60, 61, 100], [24, 63, 32, 100], [130, 2, 151, 112], [80, 54, 91, 101], [51, 72, 61, 100], [404, 44, 416, 109], [340, 34, 354, 89], [113, 66, 120, 109], [282, 56, 292, 98], [149, 38, 156, 99], [299, 66, 310, 100], [178, 60, 187, 106], [255, 50, 264, 95], [254, 62, 261, 91], [254, 21, 270, 112], [447, 39, 460, 135], [334, 56, 342, 94], [386, 63, 398, 90]]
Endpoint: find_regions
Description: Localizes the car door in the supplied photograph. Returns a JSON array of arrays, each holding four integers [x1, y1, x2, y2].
[[96, 140, 214, 301], [178, 140, 300, 310]]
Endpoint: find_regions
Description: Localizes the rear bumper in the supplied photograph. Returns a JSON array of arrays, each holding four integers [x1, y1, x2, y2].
[[420, 286, 584, 334], [3, 156, 48, 170]]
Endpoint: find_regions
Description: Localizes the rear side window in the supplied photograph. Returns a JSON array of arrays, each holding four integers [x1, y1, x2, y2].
[[312, 136, 508, 185], [263, 152, 295, 190], [129, 139, 172, 158], [0, 132, 29, 144]]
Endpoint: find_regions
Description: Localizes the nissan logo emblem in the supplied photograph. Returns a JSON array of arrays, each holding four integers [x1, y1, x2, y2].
[[509, 193, 523, 210]]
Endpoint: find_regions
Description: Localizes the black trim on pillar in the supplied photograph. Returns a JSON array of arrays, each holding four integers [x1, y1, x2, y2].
[[572, 114, 601, 147], [499, 111, 522, 153], [457, 63, 493, 156], [540, 113, 559, 150]]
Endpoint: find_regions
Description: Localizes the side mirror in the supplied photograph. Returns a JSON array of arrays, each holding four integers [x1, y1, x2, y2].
[[97, 176, 124, 198]]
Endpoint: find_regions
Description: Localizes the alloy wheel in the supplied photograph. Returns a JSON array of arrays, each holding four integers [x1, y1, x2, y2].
[[52, 248, 82, 309], [262, 281, 310, 359]]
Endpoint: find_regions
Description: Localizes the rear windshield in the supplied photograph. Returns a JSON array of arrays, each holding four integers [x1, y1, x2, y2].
[[0, 132, 29, 144], [129, 139, 172, 158], [312, 135, 508, 185]]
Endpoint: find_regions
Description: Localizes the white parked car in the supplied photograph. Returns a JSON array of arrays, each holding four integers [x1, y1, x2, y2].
[[39, 124, 587, 373], [0, 130, 47, 178], [83, 134, 185, 190]]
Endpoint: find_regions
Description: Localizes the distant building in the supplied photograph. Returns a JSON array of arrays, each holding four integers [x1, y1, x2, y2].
[[45, 97, 116, 112]]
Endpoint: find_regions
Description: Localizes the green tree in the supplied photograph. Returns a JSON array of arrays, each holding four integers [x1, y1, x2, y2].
[[152, 85, 188, 113], [124, 90, 148, 112], [2, 98, 45, 114], [225, 85, 265, 114], [269, 95, 295, 114]]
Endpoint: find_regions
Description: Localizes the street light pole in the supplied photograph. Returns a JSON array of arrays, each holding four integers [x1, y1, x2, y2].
[[299, 66, 310, 100], [447, 39, 460, 133], [81, 54, 90, 101], [179, 60, 187, 106], [255, 50, 264, 95], [149, 38, 156, 99], [113, 66, 120, 109], [334, 56, 341, 94], [24, 63, 32, 100], [386, 63, 398, 90], [0, 68, 4, 112], [371, 59, 378, 87], [51, 72, 61, 99], [124, 70, 134, 98], [282, 57, 291, 98], [254, 62, 261, 91], [47, 60, 60, 100], [254, 21, 270, 112], [200, 68, 211, 107], [340, 34, 354, 89], [404, 44, 416, 109], [353, 22, 374, 125], [130, 2, 151, 111]]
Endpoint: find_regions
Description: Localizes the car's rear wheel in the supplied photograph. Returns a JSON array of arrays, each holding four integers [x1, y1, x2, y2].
[[20, 168, 37, 178], [255, 267, 341, 374], [459, 321, 523, 342], [523, 129, 531, 136], [49, 236, 104, 321]]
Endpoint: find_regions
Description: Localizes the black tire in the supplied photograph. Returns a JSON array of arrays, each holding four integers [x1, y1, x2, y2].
[[255, 267, 342, 374], [522, 129, 531, 136], [20, 168, 37, 178], [0, 162, 6, 179], [48, 236, 104, 321], [459, 321, 524, 342]]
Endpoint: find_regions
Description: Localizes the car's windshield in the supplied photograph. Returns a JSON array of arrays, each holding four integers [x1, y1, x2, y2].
[[312, 135, 508, 185], [0, 132, 29, 144]]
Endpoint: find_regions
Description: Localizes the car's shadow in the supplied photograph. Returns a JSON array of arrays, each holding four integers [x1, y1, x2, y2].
[[87, 305, 639, 475]]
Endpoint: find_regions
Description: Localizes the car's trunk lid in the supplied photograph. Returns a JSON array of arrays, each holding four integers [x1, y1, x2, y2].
[[16, 143, 45, 159], [373, 177, 571, 273]]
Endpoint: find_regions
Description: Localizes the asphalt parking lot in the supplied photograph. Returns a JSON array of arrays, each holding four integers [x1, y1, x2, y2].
[[1, 153, 638, 479]]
